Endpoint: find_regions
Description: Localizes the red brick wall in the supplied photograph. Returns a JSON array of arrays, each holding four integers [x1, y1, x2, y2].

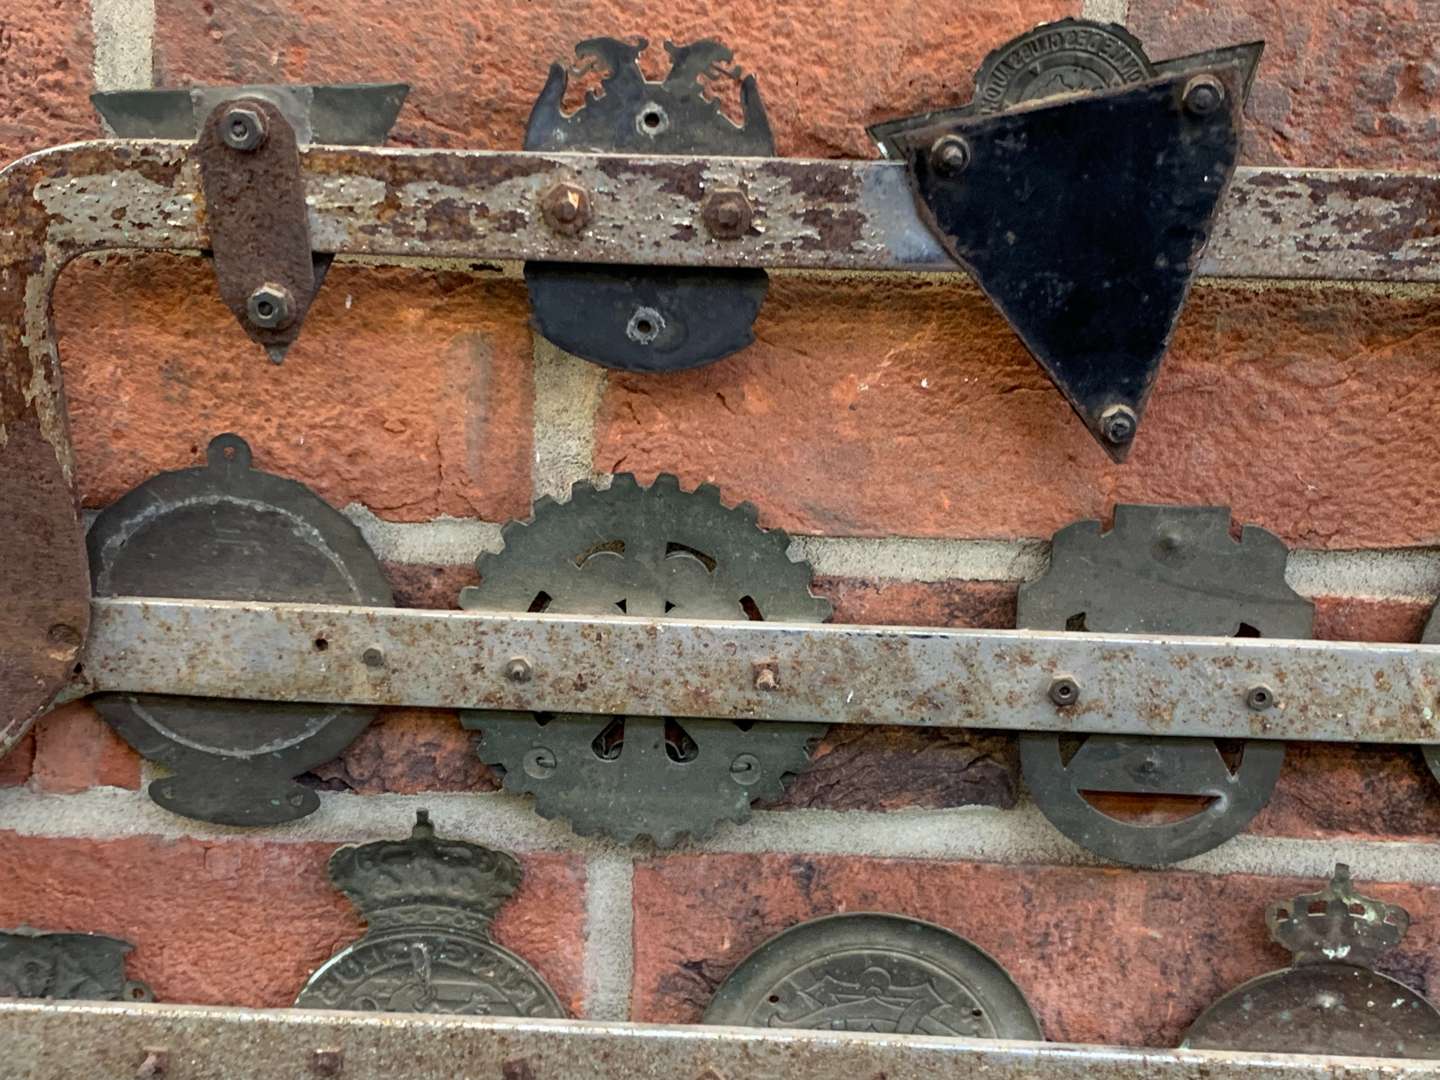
[[3, 0, 1440, 1046]]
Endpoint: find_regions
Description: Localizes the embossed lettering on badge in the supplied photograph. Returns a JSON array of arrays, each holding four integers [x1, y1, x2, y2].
[[295, 811, 565, 1017], [702, 913, 1041, 1038]]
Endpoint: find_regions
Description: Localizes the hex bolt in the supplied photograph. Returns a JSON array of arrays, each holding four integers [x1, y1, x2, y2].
[[1099, 403, 1137, 446], [701, 189, 753, 240], [540, 182, 591, 236], [753, 664, 779, 692], [505, 656, 533, 684], [1048, 675, 1081, 708], [1182, 74, 1226, 117], [135, 1050, 169, 1078], [929, 134, 971, 177], [246, 283, 295, 330], [729, 753, 761, 786], [523, 747, 557, 779], [221, 106, 267, 152], [361, 647, 385, 669], [312, 1049, 343, 1076], [1246, 684, 1275, 712], [625, 306, 664, 346]]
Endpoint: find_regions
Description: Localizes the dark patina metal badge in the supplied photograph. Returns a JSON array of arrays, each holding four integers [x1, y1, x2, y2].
[[0, 929, 152, 1002], [1184, 866, 1440, 1057], [702, 913, 1041, 1038], [1017, 505, 1314, 867], [295, 811, 565, 1017], [87, 434, 393, 826]]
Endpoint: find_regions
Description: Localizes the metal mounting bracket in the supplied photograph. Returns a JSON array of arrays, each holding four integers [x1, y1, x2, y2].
[[0, 133, 1437, 759]]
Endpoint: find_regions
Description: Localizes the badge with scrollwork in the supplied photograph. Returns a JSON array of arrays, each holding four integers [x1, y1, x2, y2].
[[702, 913, 1041, 1038], [294, 811, 565, 1017], [1184, 865, 1440, 1057], [0, 928, 153, 1002]]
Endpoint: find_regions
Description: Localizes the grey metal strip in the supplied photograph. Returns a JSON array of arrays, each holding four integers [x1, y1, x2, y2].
[[71, 596, 1440, 745], [5, 1000, 1439, 1079], [28, 141, 1440, 280]]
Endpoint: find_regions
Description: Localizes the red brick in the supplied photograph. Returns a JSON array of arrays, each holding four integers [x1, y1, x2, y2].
[[1257, 742, 1440, 841], [385, 563, 479, 610], [0, 0, 96, 164], [632, 855, 1440, 1045], [153, 0, 1074, 158], [0, 731, 35, 787], [817, 576, 1017, 629], [0, 831, 587, 1013], [596, 279, 1440, 549], [306, 709, 498, 795], [1313, 594, 1431, 643], [1131, 0, 1440, 168], [57, 256, 534, 523], [31, 701, 141, 793]]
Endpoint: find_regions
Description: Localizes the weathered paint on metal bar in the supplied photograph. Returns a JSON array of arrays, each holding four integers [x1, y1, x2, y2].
[[3, 141, 1439, 759], [6, 1000, 1439, 1080], [70, 596, 1440, 744]]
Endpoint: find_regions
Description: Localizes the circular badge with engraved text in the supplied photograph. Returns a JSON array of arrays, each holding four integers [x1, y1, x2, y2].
[[972, 19, 1155, 114], [702, 913, 1041, 1038]]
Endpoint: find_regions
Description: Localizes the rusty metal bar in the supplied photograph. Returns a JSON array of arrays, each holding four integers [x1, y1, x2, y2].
[[6, 999, 1439, 1079], [65, 596, 1440, 745], [3, 141, 1439, 759]]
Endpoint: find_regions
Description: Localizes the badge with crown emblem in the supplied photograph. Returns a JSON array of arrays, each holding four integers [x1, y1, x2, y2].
[[1184, 865, 1440, 1057], [295, 811, 565, 1017]]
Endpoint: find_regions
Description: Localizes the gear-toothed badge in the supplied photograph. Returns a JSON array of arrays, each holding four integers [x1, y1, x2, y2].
[[296, 811, 565, 1017], [703, 913, 1042, 1038], [87, 434, 393, 826], [1018, 505, 1314, 866], [524, 37, 772, 372], [1184, 866, 1440, 1057], [459, 474, 829, 846], [0, 928, 153, 1002]]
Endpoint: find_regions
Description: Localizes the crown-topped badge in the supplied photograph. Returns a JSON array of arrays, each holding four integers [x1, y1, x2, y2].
[[1266, 864, 1409, 967], [1184, 866, 1440, 1058], [327, 810, 522, 933], [295, 811, 565, 1018]]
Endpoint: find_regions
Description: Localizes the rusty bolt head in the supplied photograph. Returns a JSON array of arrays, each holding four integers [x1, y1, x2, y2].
[[135, 1050, 169, 1078], [1048, 675, 1080, 708], [1246, 684, 1276, 712], [221, 106, 267, 151], [311, 1049, 343, 1076], [246, 283, 295, 330], [361, 647, 386, 669], [1099, 404, 1137, 446], [1182, 74, 1226, 117], [929, 135, 971, 177], [540, 183, 591, 236], [506, 656, 533, 684], [753, 663, 779, 692], [701, 189, 753, 240]]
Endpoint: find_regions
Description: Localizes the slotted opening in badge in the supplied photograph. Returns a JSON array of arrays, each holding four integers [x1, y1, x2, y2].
[[1064, 735, 1247, 824], [589, 717, 700, 763]]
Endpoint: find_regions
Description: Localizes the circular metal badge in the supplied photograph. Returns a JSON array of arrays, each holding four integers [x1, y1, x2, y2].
[[971, 19, 1154, 114], [1183, 965, 1440, 1058], [87, 434, 393, 825], [296, 930, 564, 1017], [702, 913, 1042, 1038]]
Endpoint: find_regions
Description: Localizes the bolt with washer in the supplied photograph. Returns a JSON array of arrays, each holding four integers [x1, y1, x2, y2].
[[246, 283, 295, 330], [540, 182, 591, 236], [221, 106, 267, 151], [929, 135, 971, 176], [1048, 675, 1081, 708], [1099, 403, 1137, 446], [505, 656, 533, 684], [701, 189, 753, 240], [1182, 74, 1226, 117]]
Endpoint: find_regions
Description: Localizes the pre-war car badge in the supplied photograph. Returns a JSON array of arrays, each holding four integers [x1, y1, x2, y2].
[[295, 811, 565, 1017]]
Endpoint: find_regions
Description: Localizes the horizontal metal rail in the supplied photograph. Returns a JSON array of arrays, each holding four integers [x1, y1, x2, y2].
[[69, 596, 1440, 744], [5, 1000, 1439, 1079], [19, 141, 1440, 279]]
